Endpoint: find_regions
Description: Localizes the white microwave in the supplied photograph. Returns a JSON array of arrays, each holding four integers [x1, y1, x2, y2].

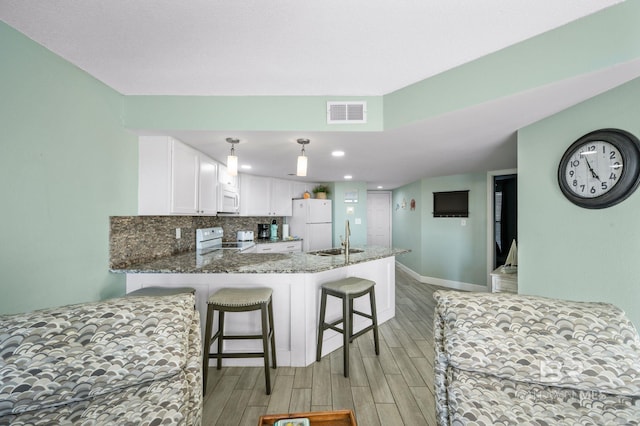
[[218, 183, 240, 214]]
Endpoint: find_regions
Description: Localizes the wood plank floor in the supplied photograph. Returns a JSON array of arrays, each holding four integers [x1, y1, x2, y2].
[[203, 267, 452, 425]]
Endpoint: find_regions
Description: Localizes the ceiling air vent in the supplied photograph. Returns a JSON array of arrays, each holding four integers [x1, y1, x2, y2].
[[327, 101, 367, 124]]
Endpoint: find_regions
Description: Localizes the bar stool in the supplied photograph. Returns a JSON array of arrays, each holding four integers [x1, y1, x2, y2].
[[202, 287, 276, 395], [316, 277, 379, 377]]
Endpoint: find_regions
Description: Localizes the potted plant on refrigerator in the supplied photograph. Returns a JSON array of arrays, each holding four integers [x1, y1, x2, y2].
[[312, 184, 330, 199]]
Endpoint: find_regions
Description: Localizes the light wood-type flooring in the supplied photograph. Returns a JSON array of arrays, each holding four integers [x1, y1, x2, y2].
[[202, 266, 453, 425]]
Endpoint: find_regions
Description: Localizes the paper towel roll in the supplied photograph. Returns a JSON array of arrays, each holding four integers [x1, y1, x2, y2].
[[282, 224, 289, 239]]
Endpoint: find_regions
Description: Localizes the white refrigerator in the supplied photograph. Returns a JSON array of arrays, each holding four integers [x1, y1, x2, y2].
[[288, 199, 333, 252]]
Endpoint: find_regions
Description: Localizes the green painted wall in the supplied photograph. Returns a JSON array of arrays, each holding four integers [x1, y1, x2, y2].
[[393, 173, 487, 286], [392, 181, 423, 271], [518, 77, 640, 329], [0, 22, 138, 314], [330, 181, 368, 247], [125, 95, 384, 132], [2, 0, 639, 319], [384, 0, 640, 130], [125, 2, 640, 135]]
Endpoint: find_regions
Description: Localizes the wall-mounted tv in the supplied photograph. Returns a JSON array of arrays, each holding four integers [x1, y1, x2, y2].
[[433, 190, 469, 217]]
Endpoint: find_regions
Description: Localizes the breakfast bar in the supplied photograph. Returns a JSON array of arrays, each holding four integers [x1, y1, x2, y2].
[[112, 246, 408, 367]]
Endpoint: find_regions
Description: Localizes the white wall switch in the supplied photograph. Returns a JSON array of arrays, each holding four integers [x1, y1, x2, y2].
[[355, 218, 362, 225], [461, 219, 467, 226]]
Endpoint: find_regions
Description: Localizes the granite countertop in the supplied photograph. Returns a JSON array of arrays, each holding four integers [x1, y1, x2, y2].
[[110, 246, 409, 274]]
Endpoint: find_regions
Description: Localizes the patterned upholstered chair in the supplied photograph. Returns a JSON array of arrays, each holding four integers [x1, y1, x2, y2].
[[433, 290, 640, 425], [0, 292, 202, 424]]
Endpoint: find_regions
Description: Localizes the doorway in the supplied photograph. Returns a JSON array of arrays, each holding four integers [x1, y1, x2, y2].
[[493, 174, 517, 269], [367, 191, 392, 247], [486, 169, 517, 285]]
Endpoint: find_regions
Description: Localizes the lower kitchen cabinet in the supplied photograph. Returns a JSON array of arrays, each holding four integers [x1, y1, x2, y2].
[[255, 240, 302, 253], [124, 256, 396, 367]]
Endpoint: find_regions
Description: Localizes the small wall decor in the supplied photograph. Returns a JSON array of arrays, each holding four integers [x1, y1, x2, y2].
[[410, 199, 416, 210], [401, 198, 407, 209], [344, 190, 359, 203]]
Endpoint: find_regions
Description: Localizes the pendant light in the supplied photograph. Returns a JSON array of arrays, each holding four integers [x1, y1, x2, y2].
[[226, 138, 239, 176], [297, 138, 310, 177]]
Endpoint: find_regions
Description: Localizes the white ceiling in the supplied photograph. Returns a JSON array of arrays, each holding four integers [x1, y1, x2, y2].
[[2, 0, 637, 189]]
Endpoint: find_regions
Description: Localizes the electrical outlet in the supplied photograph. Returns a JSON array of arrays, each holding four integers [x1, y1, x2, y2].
[[176, 228, 181, 239], [461, 219, 467, 226]]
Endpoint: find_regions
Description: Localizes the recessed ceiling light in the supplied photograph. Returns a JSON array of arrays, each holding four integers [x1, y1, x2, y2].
[[344, 175, 352, 180], [377, 186, 383, 189], [332, 151, 345, 157], [240, 164, 252, 170]]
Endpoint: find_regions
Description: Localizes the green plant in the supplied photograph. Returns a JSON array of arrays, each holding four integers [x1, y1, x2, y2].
[[312, 184, 330, 194]]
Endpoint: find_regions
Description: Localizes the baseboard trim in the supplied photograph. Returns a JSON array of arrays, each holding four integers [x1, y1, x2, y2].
[[395, 261, 488, 293]]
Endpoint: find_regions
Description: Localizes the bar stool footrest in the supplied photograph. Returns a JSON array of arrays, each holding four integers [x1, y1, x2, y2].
[[208, 352, 266, 359]]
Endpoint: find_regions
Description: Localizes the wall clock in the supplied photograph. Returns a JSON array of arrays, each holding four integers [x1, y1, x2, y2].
[[558, 128, 640, 209]]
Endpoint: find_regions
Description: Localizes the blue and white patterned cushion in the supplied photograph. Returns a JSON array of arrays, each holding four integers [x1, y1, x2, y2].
[[0, 293, 202, 425], [434, 291, 640, 426]]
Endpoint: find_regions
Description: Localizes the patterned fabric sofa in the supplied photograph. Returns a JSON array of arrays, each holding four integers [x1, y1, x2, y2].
[[434, 290, 640, 425], [0, 292, 202, 425]]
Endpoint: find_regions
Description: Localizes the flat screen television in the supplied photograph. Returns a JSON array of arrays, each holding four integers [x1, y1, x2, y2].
[[433, 190, 469, 217]]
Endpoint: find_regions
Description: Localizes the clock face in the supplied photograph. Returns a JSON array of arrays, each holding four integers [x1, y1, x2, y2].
[[562, 140, 623, 198], [558, 129, 640, 209]]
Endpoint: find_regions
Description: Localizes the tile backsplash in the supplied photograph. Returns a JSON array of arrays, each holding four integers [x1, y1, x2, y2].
[[109, 215, 283, 268]]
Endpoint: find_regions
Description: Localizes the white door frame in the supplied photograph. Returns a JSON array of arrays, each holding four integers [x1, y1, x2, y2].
[[486, 168, 517, 289]]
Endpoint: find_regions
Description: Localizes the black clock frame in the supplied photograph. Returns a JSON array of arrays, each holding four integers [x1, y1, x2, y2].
[[558, 128, 640, 209]]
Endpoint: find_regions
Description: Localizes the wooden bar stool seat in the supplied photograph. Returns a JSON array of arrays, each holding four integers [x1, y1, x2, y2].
[[316, 277, 380, 377], [202, 287, 276, 395]]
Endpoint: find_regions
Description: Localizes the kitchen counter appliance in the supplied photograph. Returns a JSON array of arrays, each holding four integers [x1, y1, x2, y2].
[[237, 230, 254, 241], [257, 223, 270, 240]]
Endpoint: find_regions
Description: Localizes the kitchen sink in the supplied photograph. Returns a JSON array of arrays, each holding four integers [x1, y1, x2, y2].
[[310, 248, 364, 256]]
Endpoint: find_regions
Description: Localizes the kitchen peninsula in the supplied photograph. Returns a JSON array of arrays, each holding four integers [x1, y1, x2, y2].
[[111, 246, 408, 367]]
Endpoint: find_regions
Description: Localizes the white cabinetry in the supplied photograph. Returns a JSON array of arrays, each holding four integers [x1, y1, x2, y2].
[[255, 241, 302, 253], [125, 256, 396, 367], [139, 136, 218, 215], [240, 175, 293, 216], [271, 178, 294, 216], [197, 156, 218, 214]]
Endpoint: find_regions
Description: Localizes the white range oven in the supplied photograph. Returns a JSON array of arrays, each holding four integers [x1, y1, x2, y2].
[[195, 227, 255, 253]]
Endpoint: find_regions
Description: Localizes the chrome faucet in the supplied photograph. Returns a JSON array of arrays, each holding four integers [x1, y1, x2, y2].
[[341, 219, 351, 262]]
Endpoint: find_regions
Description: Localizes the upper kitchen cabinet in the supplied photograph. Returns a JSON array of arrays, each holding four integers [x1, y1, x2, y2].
[[139, 136, 218, 215], [240, 175, 293, 216]]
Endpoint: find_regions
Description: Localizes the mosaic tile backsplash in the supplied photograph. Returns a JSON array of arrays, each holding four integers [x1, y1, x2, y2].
[[109, 215, 283, 268]]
